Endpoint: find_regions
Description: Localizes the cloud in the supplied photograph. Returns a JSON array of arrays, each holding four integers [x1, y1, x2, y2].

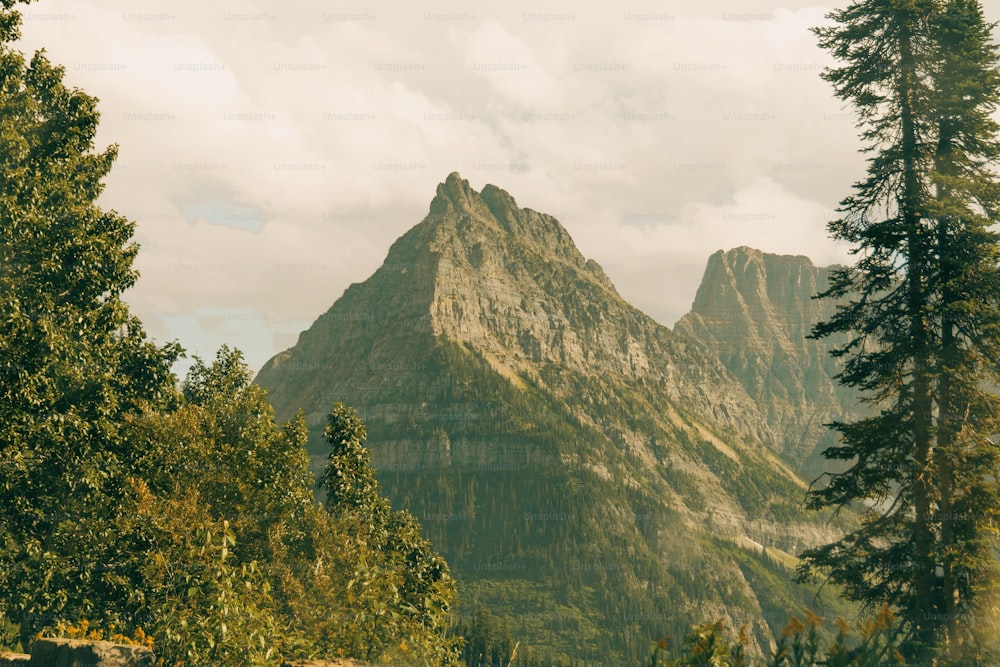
[[12, 0, 1000, 373]]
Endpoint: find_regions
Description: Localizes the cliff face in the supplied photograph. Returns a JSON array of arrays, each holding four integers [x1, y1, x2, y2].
[[674, 247, 858, 470], [260, 175, 775, 461], [255, 174, 853, 664]]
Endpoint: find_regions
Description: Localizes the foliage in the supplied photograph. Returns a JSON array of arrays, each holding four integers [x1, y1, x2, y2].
[[324, 403, 386, 522], [801, 1, 1000, 662], [0, 0, 180, 649], [139, 515, 285, 666], [0, 0, 462, 662], [41, 619, 154, 649], [647, 608, 903, 667], [319, 403, 461, 665], [122, 355, 461, 665]]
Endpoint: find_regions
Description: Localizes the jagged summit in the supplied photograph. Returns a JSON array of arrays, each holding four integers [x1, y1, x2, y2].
[[419, 172, 599, 278], [428, 171, 481, 216], [675, 247, 858, 467], [255, 180, 852, 663]]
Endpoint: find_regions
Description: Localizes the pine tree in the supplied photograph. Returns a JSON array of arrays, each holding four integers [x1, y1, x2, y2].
[[800, 0, 1000, 662], [925, 0, 1000, 658]]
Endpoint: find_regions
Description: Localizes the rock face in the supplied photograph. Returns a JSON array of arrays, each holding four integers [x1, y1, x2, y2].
[[256, 173, 853, 664], [675, 247, 859, 471], [27, 638, 153, 666], [260, 174, 773, 462]]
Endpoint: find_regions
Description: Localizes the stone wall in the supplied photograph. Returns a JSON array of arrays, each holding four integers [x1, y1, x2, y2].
[[0, 651, 29, 666], [8, 638, 153, 666]]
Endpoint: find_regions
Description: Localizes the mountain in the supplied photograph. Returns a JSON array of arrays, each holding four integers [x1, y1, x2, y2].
[[674, 248, 859, 474], [255, 173, 852, 664]]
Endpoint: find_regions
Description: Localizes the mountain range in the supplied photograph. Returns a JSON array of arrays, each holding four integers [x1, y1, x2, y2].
[[255, 173, 859, 664]]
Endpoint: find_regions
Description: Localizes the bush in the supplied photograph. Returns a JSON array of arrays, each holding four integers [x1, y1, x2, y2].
[[647, 607, 903, 667]]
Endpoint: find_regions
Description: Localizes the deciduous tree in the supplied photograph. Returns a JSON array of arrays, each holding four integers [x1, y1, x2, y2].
[[0, 1, 179, 647]]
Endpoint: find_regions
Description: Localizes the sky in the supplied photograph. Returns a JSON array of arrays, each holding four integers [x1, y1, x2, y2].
[[13, 0, 1000, 374]]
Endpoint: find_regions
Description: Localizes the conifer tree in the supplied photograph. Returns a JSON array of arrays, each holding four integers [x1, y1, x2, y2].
[[801, 0, 1000, 662], [925, 0, 1000, 658]]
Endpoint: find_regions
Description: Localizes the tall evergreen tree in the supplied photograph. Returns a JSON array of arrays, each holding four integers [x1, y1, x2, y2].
[[925, 0, 1000, 658], [801, 0, 1000, 662]]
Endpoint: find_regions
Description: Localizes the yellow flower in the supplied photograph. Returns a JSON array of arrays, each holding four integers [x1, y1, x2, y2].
[[782, 615, 806, 637], [804, 608, 823, 627], [874, 605, 894, 632]]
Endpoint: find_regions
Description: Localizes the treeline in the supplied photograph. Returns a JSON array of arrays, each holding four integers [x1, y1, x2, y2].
[[0, 1, 458, 662]]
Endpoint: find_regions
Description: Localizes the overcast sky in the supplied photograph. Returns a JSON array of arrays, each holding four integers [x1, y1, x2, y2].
[[14, 1, 1000, 374]]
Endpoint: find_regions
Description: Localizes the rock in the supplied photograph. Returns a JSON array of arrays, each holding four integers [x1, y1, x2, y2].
[[27, 638, 154, 666], [254, 172, 850, 662], [0, 652, 30, 666], [675, 247, 861, 469]]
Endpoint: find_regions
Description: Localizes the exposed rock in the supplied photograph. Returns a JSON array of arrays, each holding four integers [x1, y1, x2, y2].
[[0, 652, 30, 666], [255, 173, 852, 663], [27, 638, 153, 666], [259, 174, 774, 459], [674, 247, 860, 470]]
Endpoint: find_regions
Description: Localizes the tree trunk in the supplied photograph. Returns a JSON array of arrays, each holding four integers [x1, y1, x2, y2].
[[900, 23, 938, 662]]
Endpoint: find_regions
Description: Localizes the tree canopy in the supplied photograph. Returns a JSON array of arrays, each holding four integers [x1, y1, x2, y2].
[[801, 1, 1000, 663]]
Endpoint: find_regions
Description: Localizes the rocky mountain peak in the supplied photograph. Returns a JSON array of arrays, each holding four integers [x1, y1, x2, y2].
[[694, 247, 818, 319], [676, 247, 857, 468], [428, 171, 484, 216], [422, 173, 587, 271], [255, 180, 855, 663]]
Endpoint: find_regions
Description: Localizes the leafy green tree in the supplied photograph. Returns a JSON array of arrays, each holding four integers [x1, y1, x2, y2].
[[323, 402, 387, 521], [801, 0, 1000, 662], [129, 482, 290, 666], [320, 402, 461, 664], [0, 0, 180, 648], [0, 1, 462, 659]]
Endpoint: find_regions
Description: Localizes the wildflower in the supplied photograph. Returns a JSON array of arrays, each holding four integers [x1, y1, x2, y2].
[[804, 608, 823, 627], [782, 615, 806, 637]]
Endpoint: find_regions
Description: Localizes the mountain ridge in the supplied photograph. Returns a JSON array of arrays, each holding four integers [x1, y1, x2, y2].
[[255, 173, 854, 664], [674, 246, 858, 470]]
